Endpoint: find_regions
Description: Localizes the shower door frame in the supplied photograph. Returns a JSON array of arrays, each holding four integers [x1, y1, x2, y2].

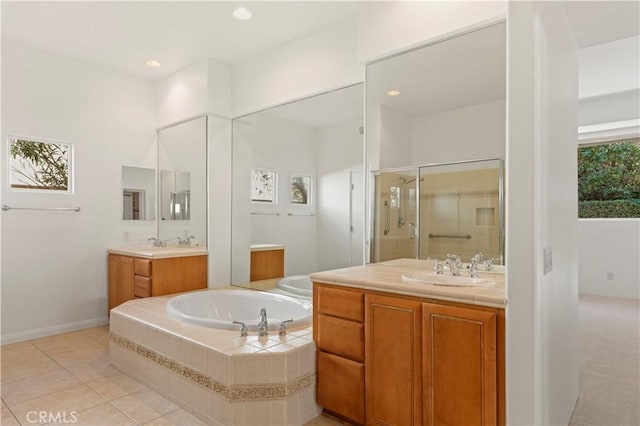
[[369, 158, 505, 265]]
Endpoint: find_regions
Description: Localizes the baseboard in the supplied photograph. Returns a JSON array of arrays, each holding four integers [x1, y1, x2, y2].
[[1, 316, 110, 345]]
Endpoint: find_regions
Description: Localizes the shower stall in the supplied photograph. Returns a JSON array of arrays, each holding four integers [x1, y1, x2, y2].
[[371, 159, 504, 264]]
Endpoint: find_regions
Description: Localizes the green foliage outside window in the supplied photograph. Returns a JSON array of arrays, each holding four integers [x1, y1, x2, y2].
[[578, 139, 640, 218]]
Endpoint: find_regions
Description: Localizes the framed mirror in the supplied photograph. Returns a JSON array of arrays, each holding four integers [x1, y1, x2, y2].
[[158, 116, 207, 246], [121, 166, 155, 221], [231, 84, 365, 293], [365, 22, 506, 265]]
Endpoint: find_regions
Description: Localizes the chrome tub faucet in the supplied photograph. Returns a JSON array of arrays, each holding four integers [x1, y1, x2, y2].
[[258, 308, 269, 337]]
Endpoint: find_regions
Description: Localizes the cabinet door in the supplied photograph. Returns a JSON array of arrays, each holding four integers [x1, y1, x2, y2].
[[365, 294, 422, 426], [108, 255, 134, 310], [422, 303, 497, 426]]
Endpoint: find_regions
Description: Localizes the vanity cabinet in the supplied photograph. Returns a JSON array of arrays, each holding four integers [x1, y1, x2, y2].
[[250, 248, 284, 281], [314, 285, 365, 424], [313, 282, 505, 426], [108, 254, 207, 310]]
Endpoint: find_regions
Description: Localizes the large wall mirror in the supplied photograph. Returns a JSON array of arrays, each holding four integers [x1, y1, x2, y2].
[[158, 116, 207, 246], [366, 22, 507, 265], [231, 84, 364, 292]]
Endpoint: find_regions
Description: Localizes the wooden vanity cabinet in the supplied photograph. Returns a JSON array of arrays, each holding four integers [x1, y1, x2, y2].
[[108, 254, 207, 310], [313, 284, 365, 424], [365, 294, 422, 426], [314, 282, 505, 426], [108, 255, 134, 310]]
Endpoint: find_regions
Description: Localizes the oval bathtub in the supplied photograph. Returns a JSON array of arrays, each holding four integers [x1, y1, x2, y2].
[[276, 275, 312, 298], [166, 290, 312, 330]]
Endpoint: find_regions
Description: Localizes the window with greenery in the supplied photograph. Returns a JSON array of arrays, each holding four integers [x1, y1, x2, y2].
[[9, 137, 72, 192], [578, 139, 640, 218]]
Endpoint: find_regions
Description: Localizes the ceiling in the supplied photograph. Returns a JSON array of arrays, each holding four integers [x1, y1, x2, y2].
[[1, 1, 637, 84], [1, 1, 357, 81]]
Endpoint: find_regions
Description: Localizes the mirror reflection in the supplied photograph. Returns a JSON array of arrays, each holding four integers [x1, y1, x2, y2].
[[158, 116, 207, 245], [121, 166, 155, 221], [160, 170, 190, 221], [231, 84, 364, 293], [372, 159, 503, 264], [366, 22, 506, 265]]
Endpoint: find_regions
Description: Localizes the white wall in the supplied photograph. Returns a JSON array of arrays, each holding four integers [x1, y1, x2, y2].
[[378, 105, 412, 169], [357, 1, 506, 63], [315, 118, 363, 271], [232, 17, 363, 117], [579, 219, 640, 299], [1, 41, 156, 343], [410, 99, 506, 164], [155, 60, 209, 128], [506, 2, 579, 424]]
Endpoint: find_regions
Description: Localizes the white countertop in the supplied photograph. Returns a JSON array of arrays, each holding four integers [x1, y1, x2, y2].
[[108, 245, 208, 259], [310, 258, 506, 309], [250, 244, 285, 252]]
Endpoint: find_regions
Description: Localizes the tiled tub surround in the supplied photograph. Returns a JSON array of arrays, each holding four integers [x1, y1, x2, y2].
[[109, 293, 320, 425], [310, 257, 506, 308]]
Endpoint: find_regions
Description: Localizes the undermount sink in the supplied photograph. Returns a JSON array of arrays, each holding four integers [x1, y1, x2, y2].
[[402, 272, 495, 287]]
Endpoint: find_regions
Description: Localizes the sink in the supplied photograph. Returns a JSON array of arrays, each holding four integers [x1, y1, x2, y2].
[[402, 272, 495, 287]]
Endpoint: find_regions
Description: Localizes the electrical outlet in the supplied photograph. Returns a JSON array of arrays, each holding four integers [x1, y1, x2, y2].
[[543, 246, 553, 275], [123, 231, 130, 242], [607, 272, 614, 280]]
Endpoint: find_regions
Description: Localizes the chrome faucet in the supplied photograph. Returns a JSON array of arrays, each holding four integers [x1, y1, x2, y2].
[[177, 235, 195, 246], [258, 308, 268, 337], [484, 257, 495, 272], [434, 259, 444, 275], [148, 237, 167, 248], [446, 254, 462, 276], [469, 252, 483, 278]]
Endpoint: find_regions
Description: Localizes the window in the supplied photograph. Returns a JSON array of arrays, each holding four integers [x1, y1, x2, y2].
[[290, 175, 311, 205], [578, 138, 640, 218], [8, 136, 73, 193]]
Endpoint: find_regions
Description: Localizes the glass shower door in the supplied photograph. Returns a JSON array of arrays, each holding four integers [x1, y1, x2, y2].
[[418, 159, 503, 263], [371, 169, 419, 262]]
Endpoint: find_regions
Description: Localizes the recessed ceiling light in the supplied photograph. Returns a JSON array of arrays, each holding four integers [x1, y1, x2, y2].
[[387, 90, 401, 97], [145, 60, 162, 68], [233, 7, 252, 21]]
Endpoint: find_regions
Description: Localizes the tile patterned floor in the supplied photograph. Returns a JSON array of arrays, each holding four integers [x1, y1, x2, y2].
[[0, 326, 345, 426]]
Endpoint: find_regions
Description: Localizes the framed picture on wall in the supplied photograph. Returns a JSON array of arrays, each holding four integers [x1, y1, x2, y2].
[[290, 175, 311, 205], [7, 136, 73, 193], [251, 169, 277, 203]]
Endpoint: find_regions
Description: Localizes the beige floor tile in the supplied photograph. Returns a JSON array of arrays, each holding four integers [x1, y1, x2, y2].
[[1, 407, 20, 426], [0, 341, 47, 365], [67, 358, 120, 383], [70, 327, 110, 346], [9, 384, 106, 425], [48, 402, 137, 426], [1, 356, 62, 384], [112, 388, 179, 424], [0, 368, 81, 406], [1, 398, 6, 408], [86, 372, 146, 401], [142, 408, 207, 426], [31, 333, 89, 355], [304, 413, 351, 425], [48, 345, 109, 368]]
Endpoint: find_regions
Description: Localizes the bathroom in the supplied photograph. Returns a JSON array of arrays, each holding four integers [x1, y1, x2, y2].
[[1, 2, 639, 426]]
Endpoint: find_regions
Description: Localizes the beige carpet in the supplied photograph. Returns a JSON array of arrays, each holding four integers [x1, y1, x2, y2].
[[570, 294, 640, 426]]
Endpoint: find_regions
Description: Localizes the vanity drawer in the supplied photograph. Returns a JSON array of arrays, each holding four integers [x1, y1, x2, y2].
[[134, 258, 152, 277], [316, 284, 364, 322], [317, 351, 365, 424], [317, 314, 364, 362], [134, 276, 151, 298]]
